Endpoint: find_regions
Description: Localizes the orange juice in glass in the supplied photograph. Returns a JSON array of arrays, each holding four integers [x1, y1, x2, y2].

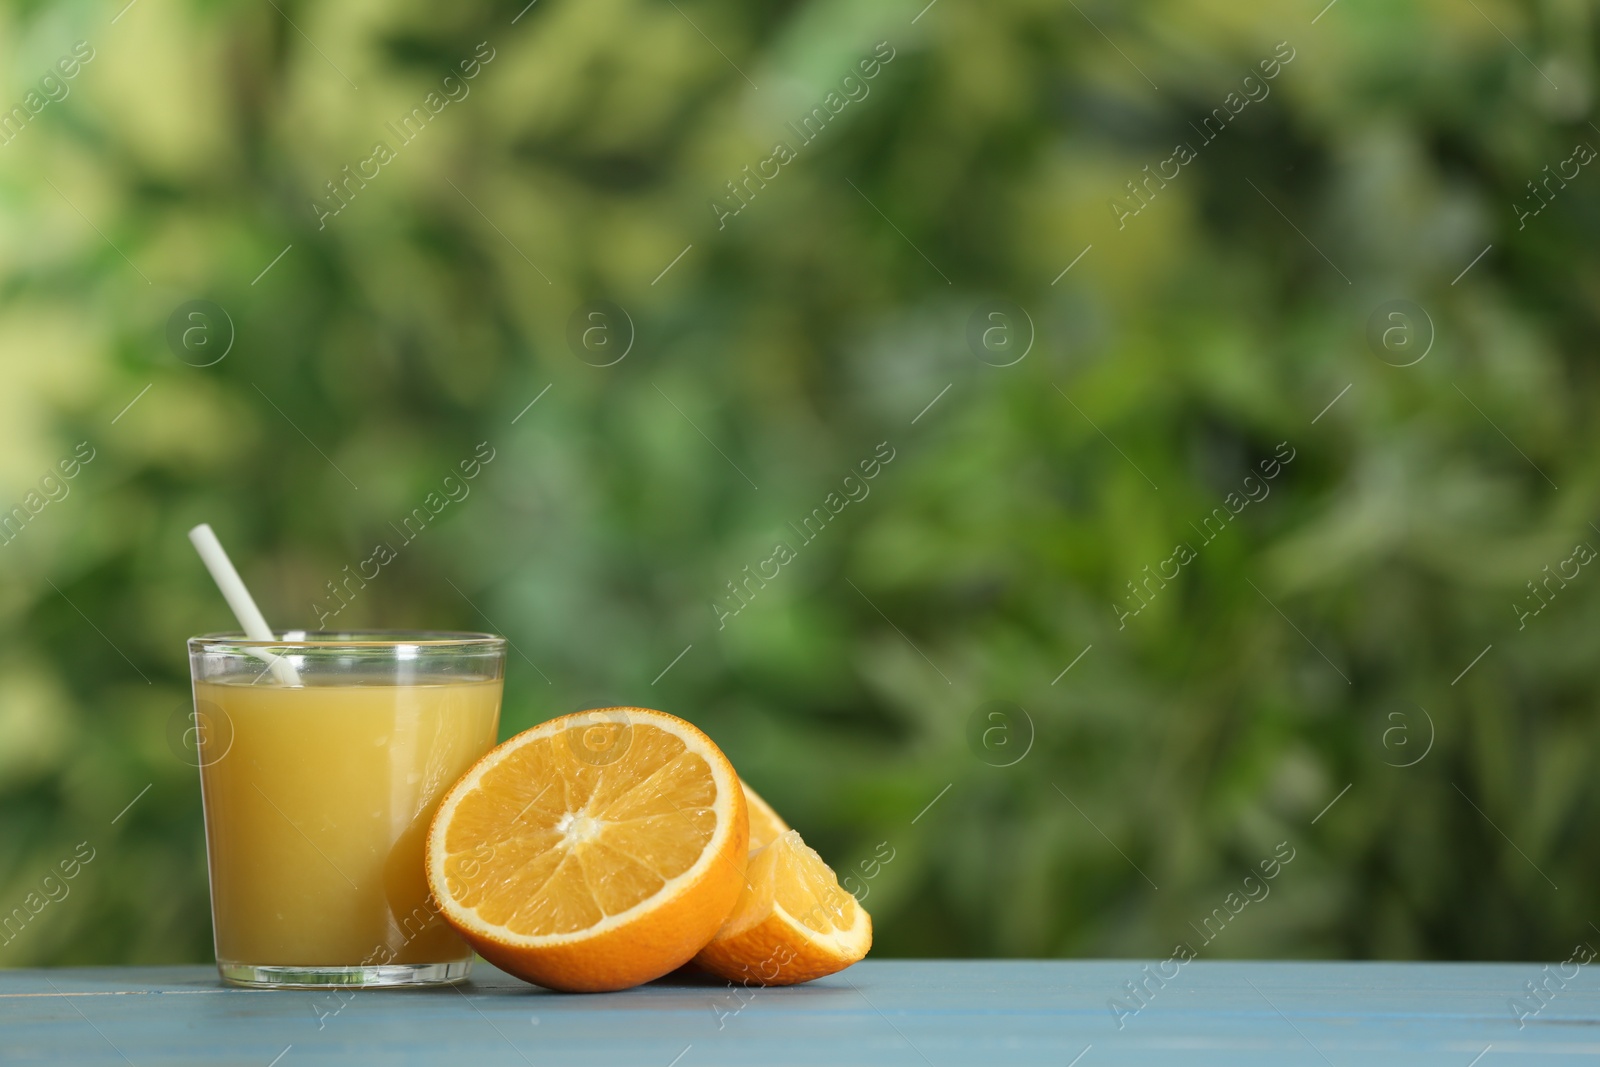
[[186, 632, 504, 988]]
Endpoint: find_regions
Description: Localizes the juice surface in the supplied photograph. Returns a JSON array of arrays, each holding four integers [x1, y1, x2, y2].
[[194, 675, 501, 966]]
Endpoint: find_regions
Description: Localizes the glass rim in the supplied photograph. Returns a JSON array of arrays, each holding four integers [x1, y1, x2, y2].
[[187, 630, 505, 650]]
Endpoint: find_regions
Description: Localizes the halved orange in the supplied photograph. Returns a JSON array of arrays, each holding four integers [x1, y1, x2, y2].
[[741, 781, 791, 851], [425, 707, 749, 992], [692, 829, 871, 986]]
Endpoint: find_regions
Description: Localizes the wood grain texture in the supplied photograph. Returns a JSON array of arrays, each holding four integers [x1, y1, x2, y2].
[[1, 960, 1596, 1065]]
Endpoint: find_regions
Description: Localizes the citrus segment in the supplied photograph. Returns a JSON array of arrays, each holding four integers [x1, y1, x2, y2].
[[741, 781, 791, 851], [426, 707, 748, 992], [692, 829, 871, 986]]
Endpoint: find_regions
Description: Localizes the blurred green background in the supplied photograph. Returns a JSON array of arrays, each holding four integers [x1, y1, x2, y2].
[[2, 0, 1597, 967]]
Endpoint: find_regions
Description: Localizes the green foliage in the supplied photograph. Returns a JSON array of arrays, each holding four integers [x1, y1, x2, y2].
[[1, 0, 1596, 966]]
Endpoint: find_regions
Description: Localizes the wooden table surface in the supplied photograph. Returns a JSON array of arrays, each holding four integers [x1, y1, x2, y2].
[[2, 959, 1595, 1065]]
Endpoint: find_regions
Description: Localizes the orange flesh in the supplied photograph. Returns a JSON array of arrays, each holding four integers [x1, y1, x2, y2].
[[771, 837, 855, 933], [741, 782, 790, 852], [718, 830, 859, 940], [440, 722, 717, 938], [692, 828, 871, 986]]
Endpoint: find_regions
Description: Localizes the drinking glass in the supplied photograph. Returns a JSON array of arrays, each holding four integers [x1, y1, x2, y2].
[[186, 631, 504, 988]]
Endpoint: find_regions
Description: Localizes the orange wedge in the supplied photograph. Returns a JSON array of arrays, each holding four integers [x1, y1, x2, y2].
[[741, 781, 790, 851], [692, 829, 871, 986], [425, 706, 749, 992]]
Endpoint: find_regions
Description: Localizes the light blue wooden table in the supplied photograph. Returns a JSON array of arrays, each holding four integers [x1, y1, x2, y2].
[[2, 960, 1594, 1065]]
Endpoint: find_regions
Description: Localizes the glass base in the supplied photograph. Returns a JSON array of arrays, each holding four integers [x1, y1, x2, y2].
[[218, 959, 473, 989]]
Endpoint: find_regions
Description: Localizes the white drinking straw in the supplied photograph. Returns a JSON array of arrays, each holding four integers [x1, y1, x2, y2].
[[187, 523, 302, 686]]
